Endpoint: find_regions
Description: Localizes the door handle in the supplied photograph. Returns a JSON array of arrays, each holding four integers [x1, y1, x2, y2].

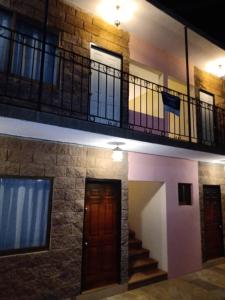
[[218, 225, 222, 229], [84, 241, 88, 246]]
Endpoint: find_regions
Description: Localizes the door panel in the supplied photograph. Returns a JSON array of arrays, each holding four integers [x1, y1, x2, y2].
[[199, 91, 215, 145], [203, 185, 224, 260], [90, 46, 122, 127], [82, 180, 121, 291]]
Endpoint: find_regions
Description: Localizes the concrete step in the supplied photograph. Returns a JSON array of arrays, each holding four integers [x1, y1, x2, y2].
[[128, 269, 168, 290]]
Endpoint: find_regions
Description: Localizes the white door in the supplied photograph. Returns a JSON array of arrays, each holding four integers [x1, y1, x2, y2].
[[90, 46, 122, 127], [199, 91, 215, 144]]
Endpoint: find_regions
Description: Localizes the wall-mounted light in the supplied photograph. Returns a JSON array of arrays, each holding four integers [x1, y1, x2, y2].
[[112, 146, 123, 162], [205, 58, 225, 78], [108, 142, 125, 162], [97, 0, 137, 27]]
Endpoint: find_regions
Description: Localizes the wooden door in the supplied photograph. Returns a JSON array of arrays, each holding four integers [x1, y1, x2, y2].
[[203, 185, 224, 260], [82, 179, 121, 291]]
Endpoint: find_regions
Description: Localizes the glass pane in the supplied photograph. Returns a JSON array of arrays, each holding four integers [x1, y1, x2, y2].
[[12, 21, 58, 83], [0, 10, 12, 72], [0, 177, 51, 252]]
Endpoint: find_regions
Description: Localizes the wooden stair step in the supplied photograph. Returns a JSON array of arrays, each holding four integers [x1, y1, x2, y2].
[[129, 229, 135, 239], [129, 239, 142, 249], [129, 248, 149, 260], [128, 269, 168, 290], [129, 258, 158, 273]]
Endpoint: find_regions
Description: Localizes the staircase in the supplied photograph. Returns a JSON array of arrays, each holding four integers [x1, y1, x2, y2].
[[128, 229, 168, 290]]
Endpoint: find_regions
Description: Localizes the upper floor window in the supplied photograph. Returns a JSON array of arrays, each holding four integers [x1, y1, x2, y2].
[[0, 10, 12, 72], [0, 10, 58, 85]]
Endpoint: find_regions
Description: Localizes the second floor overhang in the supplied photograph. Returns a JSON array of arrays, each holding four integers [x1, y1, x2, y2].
[[1, 113, 225, 165]]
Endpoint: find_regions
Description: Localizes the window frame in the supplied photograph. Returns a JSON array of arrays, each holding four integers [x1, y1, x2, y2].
[[0, 175, 53, 257], [0, 8, 60, 86], [178, 182, 192, 206]]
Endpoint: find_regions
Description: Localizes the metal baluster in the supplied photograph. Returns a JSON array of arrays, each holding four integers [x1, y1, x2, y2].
[[50, 47, 57, 109], [28, 38, 36, 104], [151, 85, 154, 130], [97, 63, 100, 119], [112, 69, 115, 122], [70, 53, 75, 113], [146, 82, 148, 130], [105, 67, 108, 122], [140, 82, 142, 127], [60, 50, 65, 110], [80, 56, 84, 115], [17, 35, 25, 100], [5, 28, 14, 98]]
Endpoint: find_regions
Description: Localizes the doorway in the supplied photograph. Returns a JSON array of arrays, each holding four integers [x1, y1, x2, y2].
[[82, 179, 121, 291], [203, 185, 224, 261], [199, 90, 215, 145], [90, 45, 122, 127]]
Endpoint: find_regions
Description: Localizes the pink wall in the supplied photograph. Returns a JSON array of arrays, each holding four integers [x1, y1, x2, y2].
[[129, 34, 195, 86], [128, 152, 202, 278]]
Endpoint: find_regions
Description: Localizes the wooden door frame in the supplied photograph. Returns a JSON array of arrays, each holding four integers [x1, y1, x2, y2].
[[81, 178, 122, 291], [203, 184, 224, 261]]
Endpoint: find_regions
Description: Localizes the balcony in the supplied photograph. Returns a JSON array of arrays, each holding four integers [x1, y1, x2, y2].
[[0, 25, 224, 154]]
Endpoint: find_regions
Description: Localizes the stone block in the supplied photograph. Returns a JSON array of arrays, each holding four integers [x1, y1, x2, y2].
[[0, 148, 7, 161], [5, 162, 20, 175], [66, 167, 86, 178], [45, 166, 66, 177], [7, 149, 32, 163], [33, 152, 56, 165], [54, 177, 76, 189], [20, 163, 44, 176]]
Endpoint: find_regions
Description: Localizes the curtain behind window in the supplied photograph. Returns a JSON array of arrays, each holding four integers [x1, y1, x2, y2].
[[12, 21, 58, 84], [0, 10, 11, 72], [0, 178, 51, 251]]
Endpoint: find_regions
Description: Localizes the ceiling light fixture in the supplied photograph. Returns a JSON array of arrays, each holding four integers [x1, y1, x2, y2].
[[112, 146, 123, 162], [97, 0, 137, 27], [108, 142, 125, 162]]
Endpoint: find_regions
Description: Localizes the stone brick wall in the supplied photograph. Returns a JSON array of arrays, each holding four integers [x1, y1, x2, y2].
[[198, 162, 225, 261], [0, 135, 128, 300], [0, 0, 130, 124], [1, 0, 129, 62]]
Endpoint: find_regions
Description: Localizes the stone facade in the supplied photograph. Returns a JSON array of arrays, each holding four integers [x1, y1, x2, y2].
[[0, 135, 128, 300], [198, 162, 225, 261], [1, 0, 129, 63], [0, 0, 130, 125]]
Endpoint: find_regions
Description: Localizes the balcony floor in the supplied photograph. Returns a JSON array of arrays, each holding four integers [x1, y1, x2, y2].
[[0, 112, 225, 164], [105, 259, 225, 300]]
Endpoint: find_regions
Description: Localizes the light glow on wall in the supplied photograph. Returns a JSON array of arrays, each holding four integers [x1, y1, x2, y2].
[[97, 0, 137, 26], [205, 58, 225, 78]]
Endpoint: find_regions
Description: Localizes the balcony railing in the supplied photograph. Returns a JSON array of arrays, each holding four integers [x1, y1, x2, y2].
[[0, 25, 225, 149]]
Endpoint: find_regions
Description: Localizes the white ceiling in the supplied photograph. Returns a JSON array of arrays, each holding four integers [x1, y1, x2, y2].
[[1, 117, 225, 164], [65, 0, 225, 74]]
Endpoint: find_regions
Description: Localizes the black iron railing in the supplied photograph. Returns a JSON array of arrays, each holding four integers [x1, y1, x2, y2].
[[0, 25, 225, 148]]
